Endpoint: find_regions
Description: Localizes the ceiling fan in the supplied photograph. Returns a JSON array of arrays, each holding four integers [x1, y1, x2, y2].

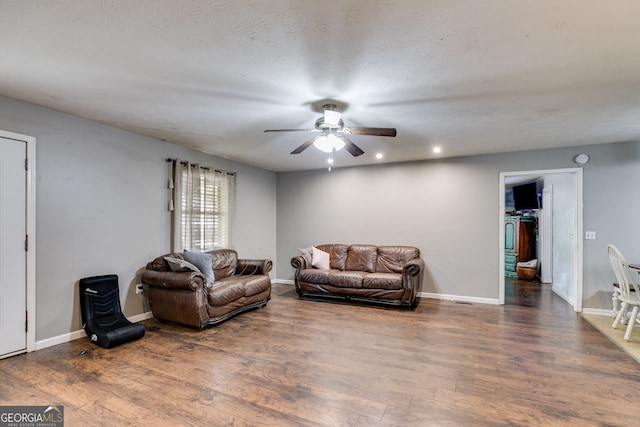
[[264, 103, 397, 157]]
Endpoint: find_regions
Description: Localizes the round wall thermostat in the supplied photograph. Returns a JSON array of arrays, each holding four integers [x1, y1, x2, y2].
[[574, 153, 590, 165]]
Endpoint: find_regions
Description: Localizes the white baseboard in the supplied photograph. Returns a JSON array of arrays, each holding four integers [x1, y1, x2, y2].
[[419, 292, 499, 305], [551, 285, 572, 305], [273, 279, 294, 285], [34, 311, 153, 351], [582, 308, 613, 316]]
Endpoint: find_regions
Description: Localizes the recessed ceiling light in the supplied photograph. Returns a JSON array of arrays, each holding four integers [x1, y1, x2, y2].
[[573, 153, 589, 165], [433, 146, 442, 154], [376, 153, 383, 159]]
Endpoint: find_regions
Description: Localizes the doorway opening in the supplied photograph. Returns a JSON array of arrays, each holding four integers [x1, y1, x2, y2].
[[499, 168, 583, 311]]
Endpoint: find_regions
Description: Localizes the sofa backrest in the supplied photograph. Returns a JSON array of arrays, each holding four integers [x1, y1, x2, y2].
[[345, 244, 378, 273], [316, 244, 349, 270], [148, 249, 238, 280], [208, 249, 238, 279], [376, 246, 421, 274], [314, 244, 420, 273]]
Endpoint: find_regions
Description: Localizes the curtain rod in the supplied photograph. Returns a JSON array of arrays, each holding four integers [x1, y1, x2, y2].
[[165, 158, 235, 176]]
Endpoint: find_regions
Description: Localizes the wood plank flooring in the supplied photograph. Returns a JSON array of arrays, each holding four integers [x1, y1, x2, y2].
[[2, 283, 640, 426]]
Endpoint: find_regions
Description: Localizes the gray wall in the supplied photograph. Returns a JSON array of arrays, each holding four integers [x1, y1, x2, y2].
[[2, 94, 638, 345], [0, 96, 277, 342], [277, 141, 640, 311]]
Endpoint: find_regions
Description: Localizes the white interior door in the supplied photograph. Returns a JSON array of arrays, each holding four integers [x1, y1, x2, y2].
[[0, 136, 27, 357]]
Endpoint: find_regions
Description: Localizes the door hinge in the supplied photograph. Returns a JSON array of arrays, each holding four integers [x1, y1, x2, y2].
[[25, 158, 29, 171], [25, 235, 28, 251], [25, 312, 28, 332]]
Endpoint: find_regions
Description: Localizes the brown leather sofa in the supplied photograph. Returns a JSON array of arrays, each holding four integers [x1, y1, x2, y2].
[[141, 249, 271, 329], [291, 244, 424, 307]]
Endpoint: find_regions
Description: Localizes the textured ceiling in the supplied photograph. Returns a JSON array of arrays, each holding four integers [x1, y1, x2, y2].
[[2, 1, 640, 172]]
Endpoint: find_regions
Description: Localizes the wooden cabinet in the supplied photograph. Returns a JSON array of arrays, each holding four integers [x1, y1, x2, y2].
[[504, 216, 536, 278]]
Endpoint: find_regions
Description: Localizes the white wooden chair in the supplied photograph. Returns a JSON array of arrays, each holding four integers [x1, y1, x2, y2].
[[612, 281, 639, 324], [607, 244, 640, 341]]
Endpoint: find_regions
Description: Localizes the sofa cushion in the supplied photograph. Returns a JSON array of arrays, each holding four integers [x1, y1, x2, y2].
[[206, 281, 245, 306], [164, 256, 201, 273], [316, 244, 349, 270], [209, 275, 271, 306], [345, 245, 378, 273], [241, 275, 271, 297], [312, 247, 331, 269], [328, 271, 367, 288], [363, 272, 403, 290], [299, 268, 334, 284], [209, 249, 238, 279], [184, 250, 215, 284], [376, 246, 421, 274]]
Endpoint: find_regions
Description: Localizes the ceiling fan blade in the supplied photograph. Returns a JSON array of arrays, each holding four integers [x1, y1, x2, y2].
[[291, 136, 319, 154], [344, 127, 397, 137], [264, 128, 315, 133], [340, 136, 365, 157]]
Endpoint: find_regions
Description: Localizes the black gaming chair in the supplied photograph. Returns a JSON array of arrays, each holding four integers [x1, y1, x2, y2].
[[79, 274, 145, 348]]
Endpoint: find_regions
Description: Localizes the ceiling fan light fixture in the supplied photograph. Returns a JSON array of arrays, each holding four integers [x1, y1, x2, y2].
[[314, 133, 345, 153]]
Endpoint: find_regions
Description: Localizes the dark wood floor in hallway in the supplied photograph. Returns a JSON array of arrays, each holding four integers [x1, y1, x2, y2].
[[1, 283, 639, 426]]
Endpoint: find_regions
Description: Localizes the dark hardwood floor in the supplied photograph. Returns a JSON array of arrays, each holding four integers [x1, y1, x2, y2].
[[505, 276, 546, 307], [2, 283, 640, 426]]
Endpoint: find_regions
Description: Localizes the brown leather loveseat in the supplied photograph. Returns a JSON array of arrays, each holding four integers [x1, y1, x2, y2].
[[291, 244, 424, 307], [141, 249, 271, 329]]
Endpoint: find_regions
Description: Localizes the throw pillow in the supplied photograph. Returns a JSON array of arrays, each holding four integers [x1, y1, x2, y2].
[[298, 246, 313, 268], [311, 247, 330, 270], [183, 250, 215, 284], [164, 256, 201, 273]]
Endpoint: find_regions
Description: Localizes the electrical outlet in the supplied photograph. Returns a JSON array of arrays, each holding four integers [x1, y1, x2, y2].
[[136, 283, 144, 294], [585, 231, 596, 240]]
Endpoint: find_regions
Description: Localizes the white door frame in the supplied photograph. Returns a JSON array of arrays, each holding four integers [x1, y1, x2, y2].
[[0, 130, 36, 353], [498, 168, 583, 312], [541, 186, 553, 283]]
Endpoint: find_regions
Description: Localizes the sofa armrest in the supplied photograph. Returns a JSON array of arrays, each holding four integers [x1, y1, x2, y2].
[[236, 259, 273, 275], [291, 255, 306, 271], [403, 258, 425, 277], [402, 257, 425, 298], [141, 269, 205, 291]]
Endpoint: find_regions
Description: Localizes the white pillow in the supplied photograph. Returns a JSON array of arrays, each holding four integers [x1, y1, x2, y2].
[[311, 247, 330, 269], [183, 250, 215, 284], [164, 256, 201, 273]]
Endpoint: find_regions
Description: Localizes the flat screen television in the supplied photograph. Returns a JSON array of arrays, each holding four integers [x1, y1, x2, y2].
[[512, 182, 540, 211]]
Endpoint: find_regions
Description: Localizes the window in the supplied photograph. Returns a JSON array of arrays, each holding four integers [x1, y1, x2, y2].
[[170, 160, 236, 252]]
